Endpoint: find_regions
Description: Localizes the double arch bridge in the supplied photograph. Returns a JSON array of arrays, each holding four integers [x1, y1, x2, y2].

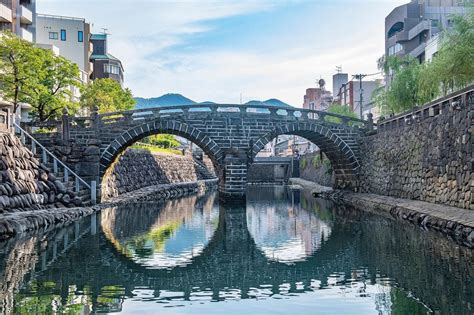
[[58, 103, 373, 200]]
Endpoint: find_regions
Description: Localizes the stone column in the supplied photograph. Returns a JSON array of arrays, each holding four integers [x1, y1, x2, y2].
[[219, 149, 248, 202]]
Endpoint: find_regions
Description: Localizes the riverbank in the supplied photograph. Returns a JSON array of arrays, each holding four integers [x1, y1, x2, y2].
[[0, 179, 218, 241], [319, 190, 474, 248], [288, 178, 333, 194]]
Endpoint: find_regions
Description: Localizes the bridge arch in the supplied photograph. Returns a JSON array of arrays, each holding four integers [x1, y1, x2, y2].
[[99, 119, 225, 178], [250, 122, 360, 187]]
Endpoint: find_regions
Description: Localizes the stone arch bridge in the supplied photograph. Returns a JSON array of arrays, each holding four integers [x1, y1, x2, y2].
[[47, 104, 373, 201]]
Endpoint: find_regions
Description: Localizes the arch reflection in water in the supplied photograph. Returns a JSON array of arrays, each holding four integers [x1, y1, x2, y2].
[[101, 194, 219, 269], [246, 186, 332, 263]]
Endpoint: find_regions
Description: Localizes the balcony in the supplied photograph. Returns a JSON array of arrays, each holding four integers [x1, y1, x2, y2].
[[19, 27, 33, 42], [0, 3, 12, 23], [408, 20, 430, 40], [19, 5, 33, 24], [409, 42, 427, 59]]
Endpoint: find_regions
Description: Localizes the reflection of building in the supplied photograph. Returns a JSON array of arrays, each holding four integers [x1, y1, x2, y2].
[[385, 0, 469, 63], [90, 33, 124, 87], [0, 0, 35, 42]]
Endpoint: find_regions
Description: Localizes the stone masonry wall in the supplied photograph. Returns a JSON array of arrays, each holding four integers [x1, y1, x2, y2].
[[299, 151, 334, 187], [358, 101, 472, 210], [0, 133, 82, 211], [102, 149, 216, 200]]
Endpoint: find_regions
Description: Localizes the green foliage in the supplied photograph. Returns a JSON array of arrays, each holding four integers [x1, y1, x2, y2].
[[378, 7, 474, 114], [300, 158, 307, 169], [0, 31, 81, 121], [25, 51, 81, 122], [385, 56, 424, 114], [325, 103, 358, 124], [80, 78, 135, 113], [142, 134, 180, 149], [130, 144, 182, 155], [0, 31, 41, 113], [312, 155, 321, 168]]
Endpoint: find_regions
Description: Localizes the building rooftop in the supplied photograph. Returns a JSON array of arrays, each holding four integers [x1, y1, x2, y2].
[[91, 33, 107, 40], [37, 13, 85, 22]]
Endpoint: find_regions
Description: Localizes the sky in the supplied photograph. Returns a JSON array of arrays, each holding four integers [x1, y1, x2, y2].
[[38, 0, 408, 106]]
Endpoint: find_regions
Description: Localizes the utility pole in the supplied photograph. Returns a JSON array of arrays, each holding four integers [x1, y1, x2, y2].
[[353, 74, 367, 119]]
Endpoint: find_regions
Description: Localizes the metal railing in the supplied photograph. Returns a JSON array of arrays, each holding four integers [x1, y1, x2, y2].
[[14, 122, 97, 205]]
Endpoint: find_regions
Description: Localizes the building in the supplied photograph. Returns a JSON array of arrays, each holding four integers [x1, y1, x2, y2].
[[302, 80, 332, 112], [0, 0, 35, 42], [336, 79, 380, 119], [90, 33, 124, 86], [332, 72, 348, 98], [36, 14, 92, 82], [385, 0, 469, 63], [35, 14, 93, 104]]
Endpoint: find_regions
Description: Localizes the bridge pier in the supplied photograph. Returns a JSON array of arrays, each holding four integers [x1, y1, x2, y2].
[[218, 151, 248, 202]]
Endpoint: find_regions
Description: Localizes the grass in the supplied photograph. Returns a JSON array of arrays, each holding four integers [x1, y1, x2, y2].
[[130, 144, 183, 155]]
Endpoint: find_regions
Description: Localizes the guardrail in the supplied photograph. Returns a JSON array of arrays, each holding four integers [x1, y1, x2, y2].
[[377, 85, 473, 131], [65, 103, 372, 132], [14, 122, 97, 205]]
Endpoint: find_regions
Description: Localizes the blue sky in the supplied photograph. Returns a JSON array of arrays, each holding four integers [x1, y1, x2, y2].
[[38, 0, 407, 106]]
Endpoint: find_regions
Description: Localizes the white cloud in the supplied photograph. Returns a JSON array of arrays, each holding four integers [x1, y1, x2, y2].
[[38, 0, 396, 105]]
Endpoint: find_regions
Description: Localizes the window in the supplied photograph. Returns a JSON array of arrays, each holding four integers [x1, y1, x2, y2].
[[49, 32, 58, 40], [78, 31, 83, 42], [60, 29, 66, 41], [431, 19, 439, 27], [388, 43, 403, 56], [104, 64, 120, 75]]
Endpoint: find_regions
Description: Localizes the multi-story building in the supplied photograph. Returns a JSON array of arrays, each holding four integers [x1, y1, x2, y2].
[[36, 14, 92, 80], [302, 80, 333, 112], [385, 0, 469, 63], [90, 33, 124, 86], [35, 14, 93, 103], [336, 79, 380, 119], [0, 0, 35, 41]]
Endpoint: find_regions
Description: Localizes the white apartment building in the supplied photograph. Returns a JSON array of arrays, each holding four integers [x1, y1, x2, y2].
[[36, 14, 93, 101]]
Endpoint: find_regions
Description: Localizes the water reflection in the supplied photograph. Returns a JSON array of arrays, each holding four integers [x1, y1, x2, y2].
[[101, 194, 219, 269], [0, 187, 472, 314], [247, 186, 332, 263]]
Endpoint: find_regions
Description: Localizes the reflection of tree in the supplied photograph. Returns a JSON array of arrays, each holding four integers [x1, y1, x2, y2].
[[125, 220, 181, 258]]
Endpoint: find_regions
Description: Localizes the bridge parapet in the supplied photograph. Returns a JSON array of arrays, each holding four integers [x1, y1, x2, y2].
[[75, 103, 372, 131]]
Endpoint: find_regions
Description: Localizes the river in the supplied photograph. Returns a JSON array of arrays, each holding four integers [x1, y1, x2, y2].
[[0, 186, 472, 314]]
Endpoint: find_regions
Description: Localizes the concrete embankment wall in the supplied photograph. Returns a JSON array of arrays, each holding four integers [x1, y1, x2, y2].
[[358, 99, 472, 210], [101, 149, 216, 200], [0, 133, 81, 211]]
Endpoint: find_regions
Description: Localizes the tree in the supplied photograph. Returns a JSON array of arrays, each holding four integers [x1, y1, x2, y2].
[[0, 31, 40, 114], [143, 134, 180, 149], [80, 78, 135, 113], [24, 50, 81, 122], [326, 103, 358, 124], [419, 6, 474, 95]]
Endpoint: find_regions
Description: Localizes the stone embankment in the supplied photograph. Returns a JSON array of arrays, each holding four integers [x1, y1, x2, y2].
[[102, 149, 216, 200], [357, 97, 472, 210], [319, 190, 474, 248], [0, 179, 217, 241], [0, 133, 81, 212]]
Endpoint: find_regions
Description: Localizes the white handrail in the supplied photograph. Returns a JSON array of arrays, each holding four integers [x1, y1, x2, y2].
[[13, 122, 97, 204]]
